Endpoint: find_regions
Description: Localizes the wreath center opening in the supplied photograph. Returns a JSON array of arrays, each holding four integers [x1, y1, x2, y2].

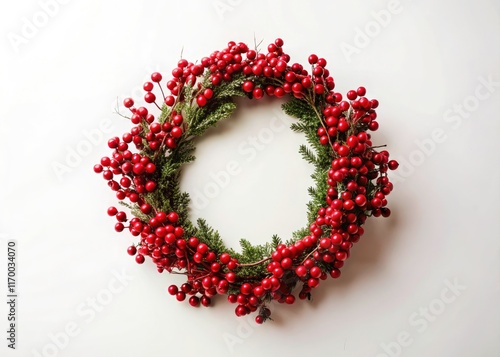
[[180, 96, 314, 251]]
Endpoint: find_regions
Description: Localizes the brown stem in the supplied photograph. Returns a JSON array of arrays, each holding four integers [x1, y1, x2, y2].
[[238, 256, 272, 267], [301, 246, 319, 264], [304, 95, 336, 153]]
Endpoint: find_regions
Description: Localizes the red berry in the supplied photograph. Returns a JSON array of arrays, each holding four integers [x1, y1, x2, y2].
[[196, 95, 207, 107], [167, 212, 179, 223], [308, 278, 320, 288], [308, 54, 318, 64], [189, 296, 200, 307], [253, 87, 264, 99], [151, 72, 162, 82], [220, 253, 231, 264], [203, 88, 213, 99], [314, 84, 325, 94], [107, 206, 118, 216], [336, 251, 348, 261], [144, 92, 156, 103], [93, 164, 103, 173], [240, 283, 252, 295], [135, 254, 145, 264], [165, 96, 175, 106], [168, 285, 178, 295], [201, 296, 211, 307], [330, 268, 341, 278], [123, 98, 134, 108], [281, 257, 292, 270], [355, 194, 367, 206], [242, 81, 254, 93], [171, 126, 182, 138], [127, 246, 137, 256], [388, 160, 399, 170], [310, 266, 321, 278]]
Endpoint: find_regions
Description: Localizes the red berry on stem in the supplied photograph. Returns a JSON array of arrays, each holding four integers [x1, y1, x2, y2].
[[123, 98, 134, 108], [151, 72, 162, 82], [189, 296, 200, 307], [242, 81, 254, 93], [308, 54, 318, 64], [144, 92, 156, 103], [107, 206, 118, 216], [196, 95, 207, 107], [388, 160, 399, 170], [168, 285, 178, 295]]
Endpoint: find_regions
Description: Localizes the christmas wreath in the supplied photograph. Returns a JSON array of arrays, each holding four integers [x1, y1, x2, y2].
[[94, 38, 398, 324]]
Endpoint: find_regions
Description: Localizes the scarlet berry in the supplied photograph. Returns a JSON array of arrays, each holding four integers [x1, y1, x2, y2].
[[166, 285, 177, 296], [123, 98, 134, 108], [167, 212, 179, 223], [171, 126, 182, 138], [189, 296, 200, 307], [388, 160, 399, 170], [151, 72, 162, 82], [253, 87, 264, 99], [308, 54, 318, 64], [196, 95, 207, 107], [330, 268, 341, 278], [107, 206, 118, 216], [242, 81, 254, 93]]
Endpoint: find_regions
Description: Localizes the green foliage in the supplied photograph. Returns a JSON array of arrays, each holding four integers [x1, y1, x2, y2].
[[188, 100, 237, 136], [282, 97, 333, 242], [231, 234, 283, 278], [194, 218, 227, 254], [298, 144, 318, 165]]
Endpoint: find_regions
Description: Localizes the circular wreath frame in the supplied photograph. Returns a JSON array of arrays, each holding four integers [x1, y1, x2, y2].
[[94, 38, 398, 324]]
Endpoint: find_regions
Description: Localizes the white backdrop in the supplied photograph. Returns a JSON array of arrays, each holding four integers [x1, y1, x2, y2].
[[1, 1, 499, 356]]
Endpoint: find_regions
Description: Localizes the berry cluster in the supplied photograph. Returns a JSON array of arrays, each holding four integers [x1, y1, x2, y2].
[[94, 38, 398, 323]]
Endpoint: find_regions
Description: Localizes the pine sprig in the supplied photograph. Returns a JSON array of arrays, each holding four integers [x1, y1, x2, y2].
[[298, 144, 318, 165], [194, 218, 227, 255], [188, 100, 237, 136]]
